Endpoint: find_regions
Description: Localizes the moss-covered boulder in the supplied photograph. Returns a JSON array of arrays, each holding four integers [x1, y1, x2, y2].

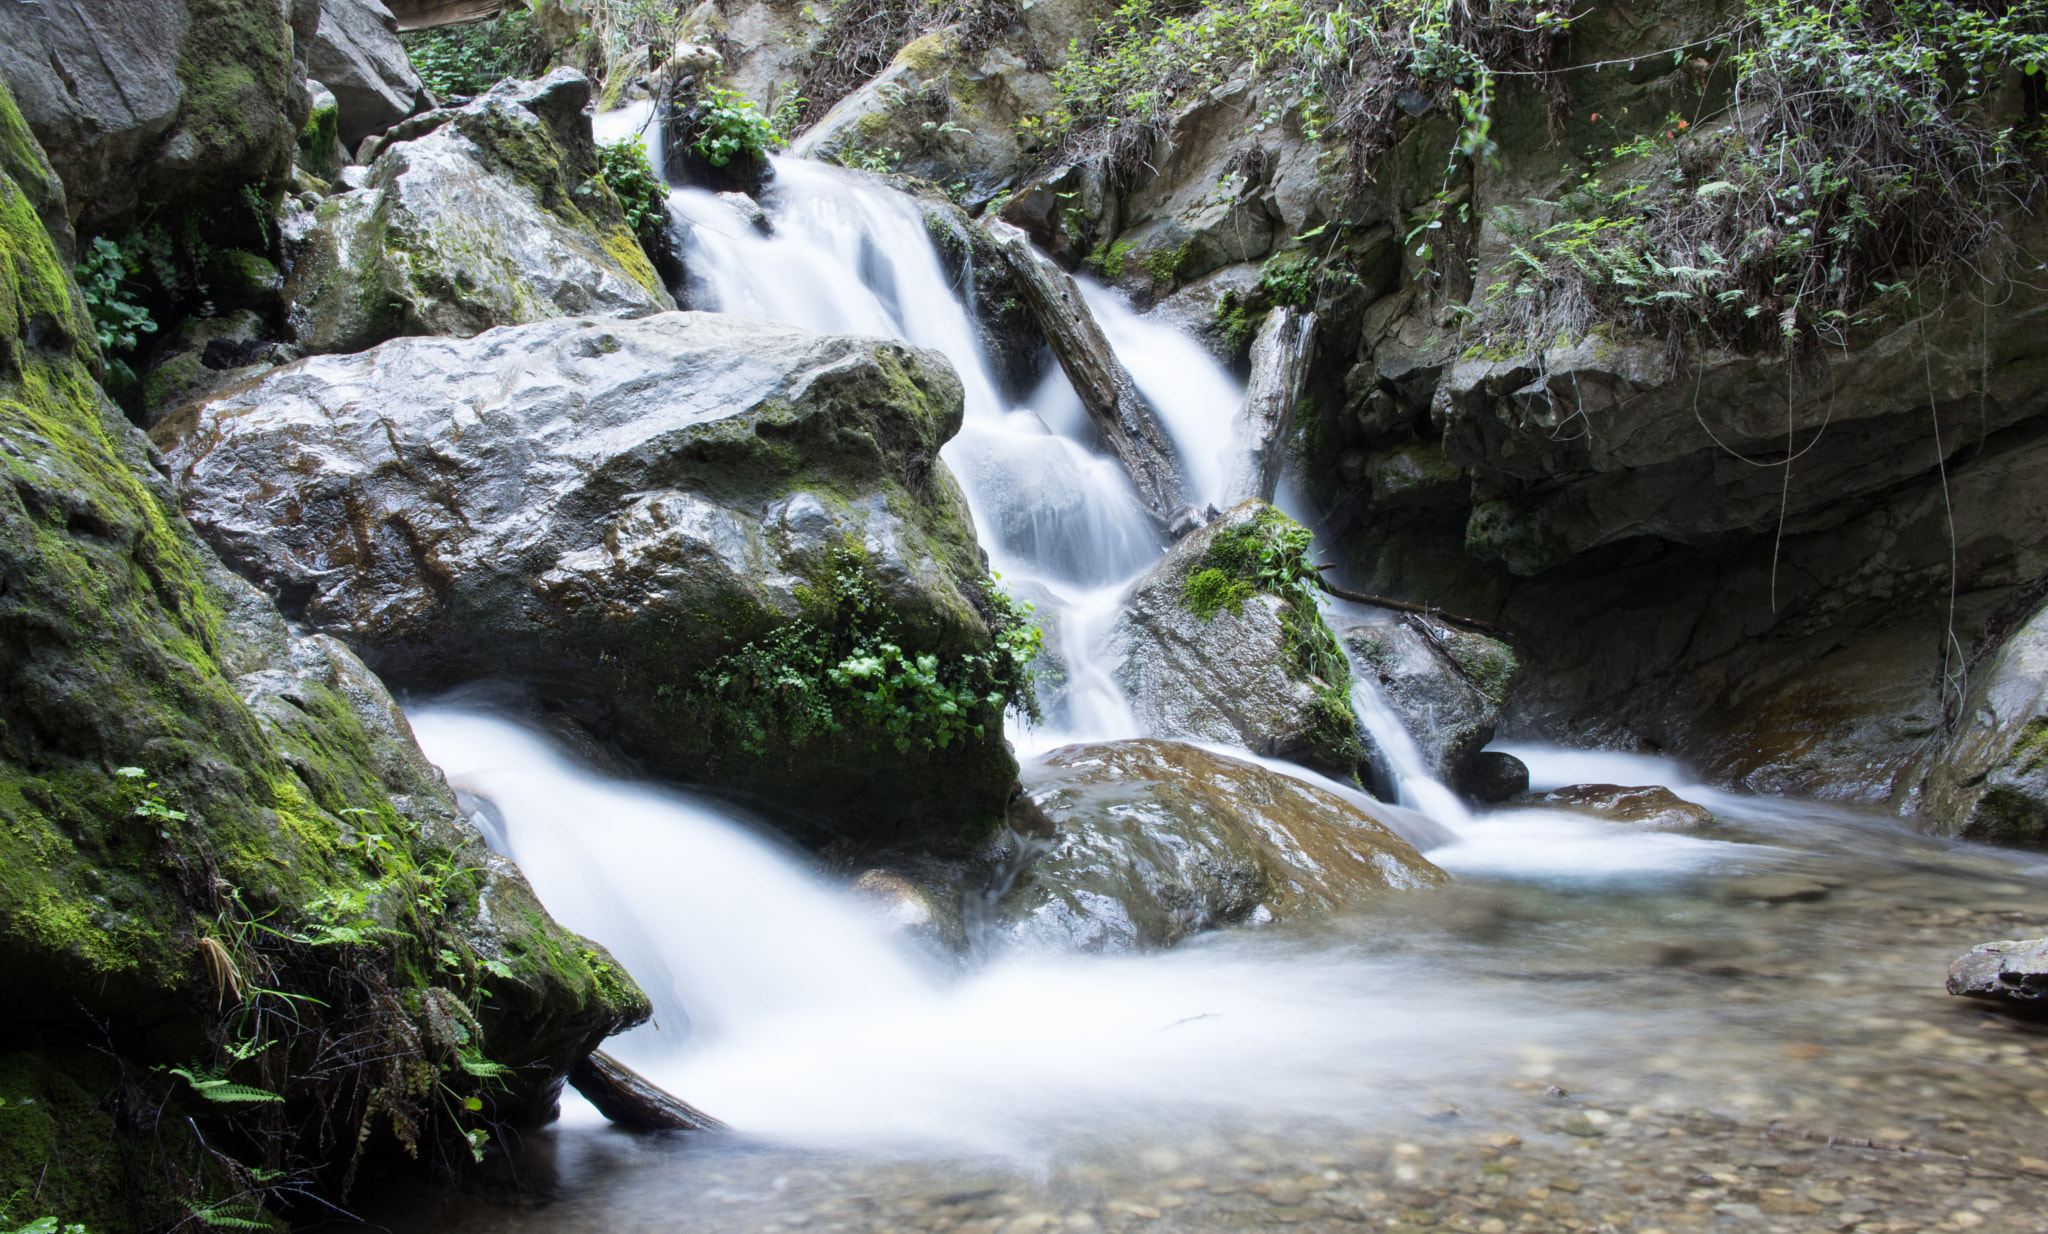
[[0, 75, 646, 1230], [284, 69, 672, 355], [156, 311, 1029, 845], [1104, 501, 1363, 776], [0, 0, 312, 234], [991, 740, 1447, 952]]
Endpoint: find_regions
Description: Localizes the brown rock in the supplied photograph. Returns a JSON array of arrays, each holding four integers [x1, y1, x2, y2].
[[1537, 784, 1716, 831]]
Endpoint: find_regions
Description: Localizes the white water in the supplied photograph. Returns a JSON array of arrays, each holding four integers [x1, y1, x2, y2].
[[407, 129, 1814, 1158]]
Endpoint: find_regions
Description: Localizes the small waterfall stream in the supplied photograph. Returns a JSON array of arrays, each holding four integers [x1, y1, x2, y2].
[[366, 116, 2048, 1230]]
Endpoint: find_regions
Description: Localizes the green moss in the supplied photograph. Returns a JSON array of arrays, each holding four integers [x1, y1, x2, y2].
[[1181, 567, 1256, 621], [1143, 242, 1192, 283], [1085, 238, 1136, 279], [172, 0, 295, 191], [896, 30, 959, 74]]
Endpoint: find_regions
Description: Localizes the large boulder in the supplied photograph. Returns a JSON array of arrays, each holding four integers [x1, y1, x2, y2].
[[0, 77, 645, 1228], [306, 0, 426, 149], [1338, 614, 1518, 784], [990, 740, 1448, 952], [1918, 600, 2048, 842], [154, 311, 1024, 842], [283, 70, 671, 356], [1104, 501, 1364, 775], [789, 26, 1061, 207], [0, 0, 312, 233]]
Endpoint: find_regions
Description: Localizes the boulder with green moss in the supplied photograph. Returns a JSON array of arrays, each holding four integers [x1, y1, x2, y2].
[[991, 740, 1447, 952], [0, 75, 646, 1230], [1104, 501, 1364, 776], [0, 0, 313, 234], [155, 311, 1028, 844], [284, 69, 672, 355]]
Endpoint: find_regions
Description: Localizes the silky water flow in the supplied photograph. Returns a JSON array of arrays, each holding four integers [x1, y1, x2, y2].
[[376, 115, 2048, 1234]]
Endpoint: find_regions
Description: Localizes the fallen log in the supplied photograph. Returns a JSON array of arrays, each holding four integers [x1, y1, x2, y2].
[[982, 219, 1195, 531], [569, 1049, 725, 1132], [1222, 306, 1316, 507], [1315, 575, 1510, 640]]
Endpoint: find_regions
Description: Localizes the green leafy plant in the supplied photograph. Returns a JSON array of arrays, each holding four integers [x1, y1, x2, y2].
[[73, 237, 157, 389], [168, 1068, 284, 1105], [597, 136, 669, 242], [695, 551, 1041, 757], [688, 86, 779, 166], [6, 1219, 89, 1234], [402, 9, 550, 99]]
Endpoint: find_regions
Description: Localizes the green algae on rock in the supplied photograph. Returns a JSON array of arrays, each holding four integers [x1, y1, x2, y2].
[[0, 74, 647, 1230], [155, 311, 1025, 847]]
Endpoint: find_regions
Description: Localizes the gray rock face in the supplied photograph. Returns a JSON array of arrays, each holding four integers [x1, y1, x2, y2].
[[1105, 502, 1360, 774], [284, 70, 671, 354], [1918, 601, 2048, 842], [1339, 615, 1518, 784], [1948, 938, 2048, 1013], [990, 740, 1448, 952], [153, 311, 1017, 840], [307, 0, 426, 148], [1458, 750, 1528, 803], [0, 0, 306, 231]]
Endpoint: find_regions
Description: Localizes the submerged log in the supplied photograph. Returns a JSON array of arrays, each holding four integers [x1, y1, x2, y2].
[[982, 219, 1195, 531], [1222, 306, 1317, 507], [569, 1049, 726, 1132]]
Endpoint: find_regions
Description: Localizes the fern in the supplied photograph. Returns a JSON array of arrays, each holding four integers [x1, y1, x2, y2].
[[170, 1068, 284, 1104]]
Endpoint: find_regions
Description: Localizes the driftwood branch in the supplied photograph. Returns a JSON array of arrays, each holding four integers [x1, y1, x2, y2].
[[569, 1049, 725, 1132], [1315, 574, 1510, 639], [982, 219, 1195, 531], [1223, 306, 1316, 507]]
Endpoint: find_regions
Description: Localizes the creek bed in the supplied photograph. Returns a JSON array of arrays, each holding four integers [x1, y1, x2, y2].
[[335, 789, 2048, 1234]]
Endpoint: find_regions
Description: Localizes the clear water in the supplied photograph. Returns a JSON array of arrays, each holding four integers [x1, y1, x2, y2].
[[350, 131, 2048, 1234]]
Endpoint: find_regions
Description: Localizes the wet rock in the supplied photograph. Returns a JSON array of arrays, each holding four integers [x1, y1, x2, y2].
[[1718, 876, 1832, 904], [136, 309, 298, 427], [1458, 751, 1529, 804], [0, 0, 309, 233], [1946, 938, 2048, 1014], [991, 740, 1448, 951], [1106, 502, 1364, 775], [154, 311, 1017, 843], [1919, 600, 2048, 843], [1537, 784, 1717, 831], [284, 69, 671, 355], [1147, 261, 1264, 366], [1339, 615, 1519, 784], [306, 0, 426, 148], [788, 26, 1062, 207], [922, 197, 1046, 401], [851, 870, 936, 930]]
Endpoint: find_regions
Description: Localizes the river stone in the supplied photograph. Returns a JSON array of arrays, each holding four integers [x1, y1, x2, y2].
[[284, 69, 671, 355], [1459, 750, 1529, 803], [991, 740, 1449, 951], [1104, 501, 1363, 775], [1918, 600, 2048, 842], [1536, 784, 1717, 831], [1339, 615, 1518, 784], [306, 0, 426, 148], [0, 0, 309, 233], [1946, 938, 2048, 1013], [154, 311, 1017, 842]]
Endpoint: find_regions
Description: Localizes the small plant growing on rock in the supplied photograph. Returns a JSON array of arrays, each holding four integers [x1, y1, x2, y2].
[[597, 136, 669, 243], [690, 86, 780, 166], [74, 237, 156, 390]]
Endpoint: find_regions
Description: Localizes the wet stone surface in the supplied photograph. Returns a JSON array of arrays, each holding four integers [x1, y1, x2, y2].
[[338, 799, 2048, 1234]]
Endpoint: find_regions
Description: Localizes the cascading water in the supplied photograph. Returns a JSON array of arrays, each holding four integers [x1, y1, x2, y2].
[[372, 121, 2048, 1227]]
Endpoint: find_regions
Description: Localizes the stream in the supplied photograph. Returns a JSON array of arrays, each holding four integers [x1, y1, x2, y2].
[[340, 117, 2048, 1234]]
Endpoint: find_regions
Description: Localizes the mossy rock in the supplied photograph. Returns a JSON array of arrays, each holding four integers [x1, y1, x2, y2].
[[0, 76, 646, 1229], [157, 312, 1023, 847]]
